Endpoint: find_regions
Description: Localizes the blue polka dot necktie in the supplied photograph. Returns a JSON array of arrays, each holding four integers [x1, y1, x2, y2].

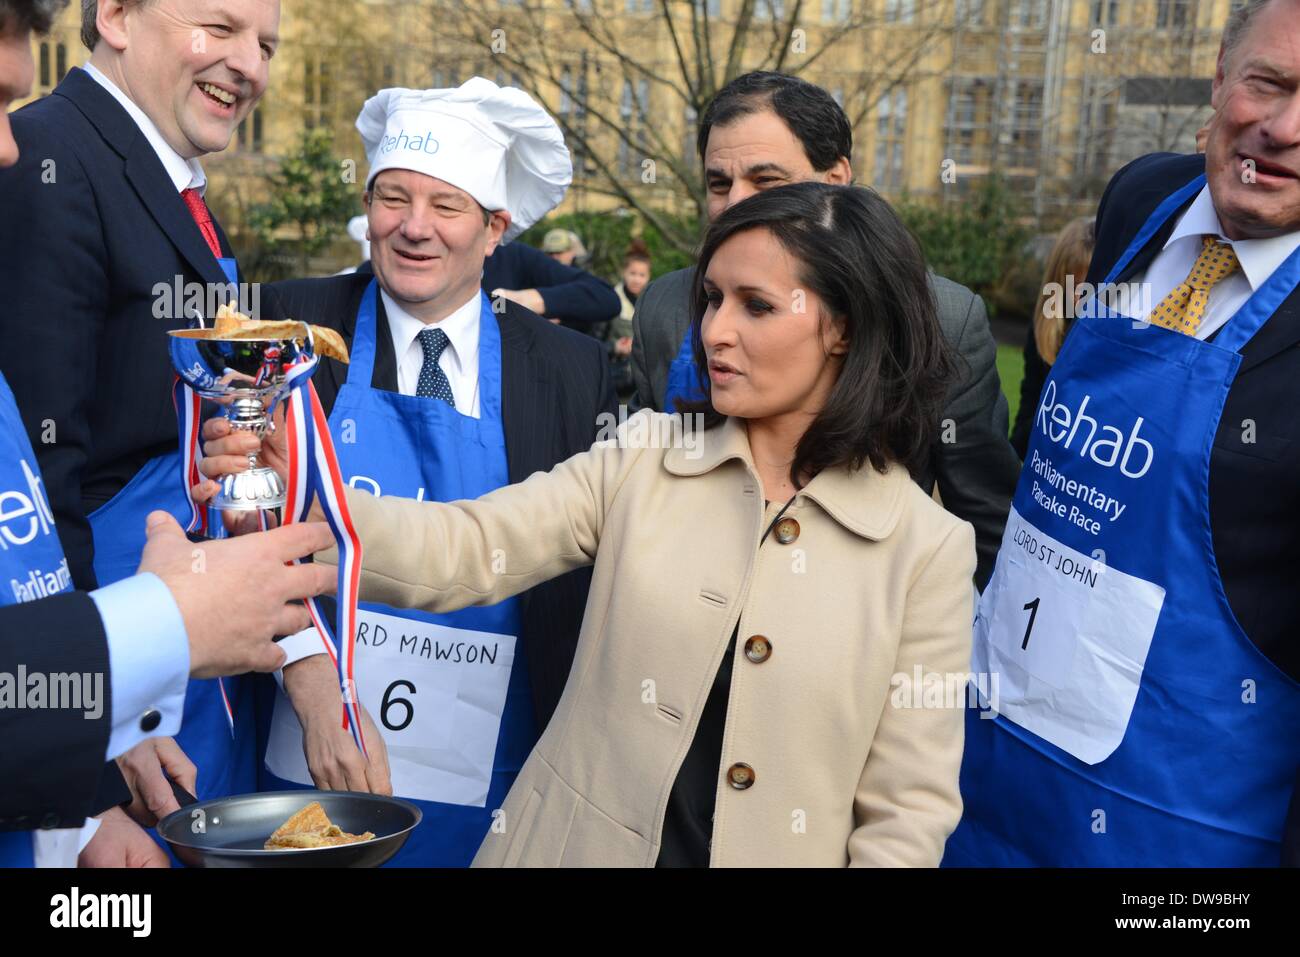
[[415, 327, 455, 407], [1148, 235, 1241, 336]]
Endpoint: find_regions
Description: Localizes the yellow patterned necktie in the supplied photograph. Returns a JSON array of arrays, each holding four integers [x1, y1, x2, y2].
[[1147, 235, 1241, 335]]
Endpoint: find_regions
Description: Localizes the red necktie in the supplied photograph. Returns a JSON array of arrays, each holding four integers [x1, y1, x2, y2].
[[181, 187, 223, 260]]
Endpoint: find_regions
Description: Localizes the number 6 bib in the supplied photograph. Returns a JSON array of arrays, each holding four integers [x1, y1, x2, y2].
[[973, 507, 1166, 765]]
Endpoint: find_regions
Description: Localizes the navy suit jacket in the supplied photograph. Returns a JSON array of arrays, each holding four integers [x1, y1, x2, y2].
[[1084, 152, 1300, 682], [0, 67, 250, 823], [271, 273, 616, 729], [0, 68, 249, 592], [0, 593, 121, 829]]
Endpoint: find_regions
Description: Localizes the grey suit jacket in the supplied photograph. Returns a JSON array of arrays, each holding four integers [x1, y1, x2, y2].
[[631, 266, 1019, 588]]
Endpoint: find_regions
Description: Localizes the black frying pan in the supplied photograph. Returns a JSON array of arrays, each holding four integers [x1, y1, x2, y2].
[[157, 783, 422, 868]]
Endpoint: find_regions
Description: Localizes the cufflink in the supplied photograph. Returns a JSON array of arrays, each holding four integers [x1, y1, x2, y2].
[[139, 709, 162, 733]]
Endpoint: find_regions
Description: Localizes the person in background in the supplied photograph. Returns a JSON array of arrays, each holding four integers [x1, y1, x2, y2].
[[630, 70, 1018, 589], [542, 227, 585, 266], [353, 210, 620, 330], [485, 231, 619, 332], [606, 239, 651, 400], [1010, 216, 1095, 458]]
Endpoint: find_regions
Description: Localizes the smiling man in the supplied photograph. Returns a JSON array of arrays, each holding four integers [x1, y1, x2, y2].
[[212, 79, 615, 866], [947, 0, 1300, 866], [0, 0, 285, 864]]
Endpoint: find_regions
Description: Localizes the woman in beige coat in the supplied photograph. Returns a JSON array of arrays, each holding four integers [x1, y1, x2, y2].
[[200, 182, 976, 866]]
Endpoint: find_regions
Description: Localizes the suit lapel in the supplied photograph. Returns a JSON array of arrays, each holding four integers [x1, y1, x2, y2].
[[1238, 285, 1300, 375], [56, 68, 231, 292], [497, 306, 555, 485], [369, 289, 400, 392]]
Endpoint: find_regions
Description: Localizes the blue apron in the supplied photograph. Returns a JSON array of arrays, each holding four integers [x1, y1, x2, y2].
[[664, 324, 706, 412], [261, 282, 536, 867], [945, 175, 1300, 866], [87, 256, 258, 853], [0, 372, 76, 867]]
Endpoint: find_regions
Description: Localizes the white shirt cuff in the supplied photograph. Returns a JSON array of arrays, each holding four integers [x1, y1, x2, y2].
[[90, 572, 190, 760], [273, 627, 332, 690]]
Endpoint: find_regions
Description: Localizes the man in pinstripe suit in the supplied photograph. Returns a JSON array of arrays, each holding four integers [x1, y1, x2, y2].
[[200, 82, 616, 864]]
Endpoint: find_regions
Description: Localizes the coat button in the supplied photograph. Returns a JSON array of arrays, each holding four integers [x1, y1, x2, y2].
[[139, 709, 162, 732], [774, 517, 799, 544], [727, 763, 755, 789], [40, 812, 60, 830], [744, 635, 772, 663]]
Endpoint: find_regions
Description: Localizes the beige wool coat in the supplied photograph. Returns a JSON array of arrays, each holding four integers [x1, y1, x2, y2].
[[324, 412, 976, 866]]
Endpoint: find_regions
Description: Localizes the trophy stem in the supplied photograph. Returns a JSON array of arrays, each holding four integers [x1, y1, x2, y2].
[[212, 394, 286, 511]]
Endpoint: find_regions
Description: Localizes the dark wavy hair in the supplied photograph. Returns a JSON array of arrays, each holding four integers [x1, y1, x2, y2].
[[696, 70, 852, 172], [681, 182, 955, 486]]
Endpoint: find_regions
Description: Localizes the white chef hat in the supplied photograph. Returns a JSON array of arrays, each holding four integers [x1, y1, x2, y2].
[[356, 78, 572, 242]]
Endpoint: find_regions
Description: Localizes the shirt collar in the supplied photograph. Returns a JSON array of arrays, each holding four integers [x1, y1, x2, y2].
[[1166, 183, 1300, 291], [83, 62, 206, 195], [382, 287, 482, 372]]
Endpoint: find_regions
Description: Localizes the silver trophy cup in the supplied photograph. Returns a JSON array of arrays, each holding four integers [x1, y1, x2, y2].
[[168, 326, 315, 511]]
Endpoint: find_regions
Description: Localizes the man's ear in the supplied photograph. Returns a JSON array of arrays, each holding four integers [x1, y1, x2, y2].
[[95, 1, 134, 54], [823, 156, 853, 186], [483, 209, 511, 257]]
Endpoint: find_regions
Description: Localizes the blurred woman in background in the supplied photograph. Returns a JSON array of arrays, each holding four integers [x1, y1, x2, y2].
[[1011, 216, 1096, 458], [608, 239, 651, 400]]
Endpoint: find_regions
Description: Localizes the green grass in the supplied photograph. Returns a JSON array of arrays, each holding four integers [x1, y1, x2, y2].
[[997, 343, 1024, 432]]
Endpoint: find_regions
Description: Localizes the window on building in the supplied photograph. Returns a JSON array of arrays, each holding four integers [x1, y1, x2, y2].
[[955, 0, 983, 27], [625, 0, 654, 12], [39, 43, 50, 89], [821, 0, 851, 24], [618, 78, 650, 179], [884, 0, 916, 23], [946, 77, 992, 167], [55, 43, 67, 83], [1010, 0, 1046, 28], [559, 65, 591, 181], [755, 0, 785, 19], [1089, 0, 1118, 27], [1006, 79, 1043, 170], [1156, 0, 1196, 29], [303, 56, 333, 130], [874, 86, 907, 190]]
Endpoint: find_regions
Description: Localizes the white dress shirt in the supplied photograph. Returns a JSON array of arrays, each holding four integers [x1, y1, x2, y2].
[[383, 288, 482, 417], [82, 62, 206, 195], [1125, 185, 1300, 339]]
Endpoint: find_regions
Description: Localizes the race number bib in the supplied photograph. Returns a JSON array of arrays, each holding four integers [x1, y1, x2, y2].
[[973, 507, 1166, 765], [266, 607, 518, 806]]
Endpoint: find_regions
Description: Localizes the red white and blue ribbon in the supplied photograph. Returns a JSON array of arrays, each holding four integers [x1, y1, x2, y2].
[[172, 375, 236, 735], [172, 376, 209, 538], [173, 353, 367, 755], [279, 356, 368, 757]]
